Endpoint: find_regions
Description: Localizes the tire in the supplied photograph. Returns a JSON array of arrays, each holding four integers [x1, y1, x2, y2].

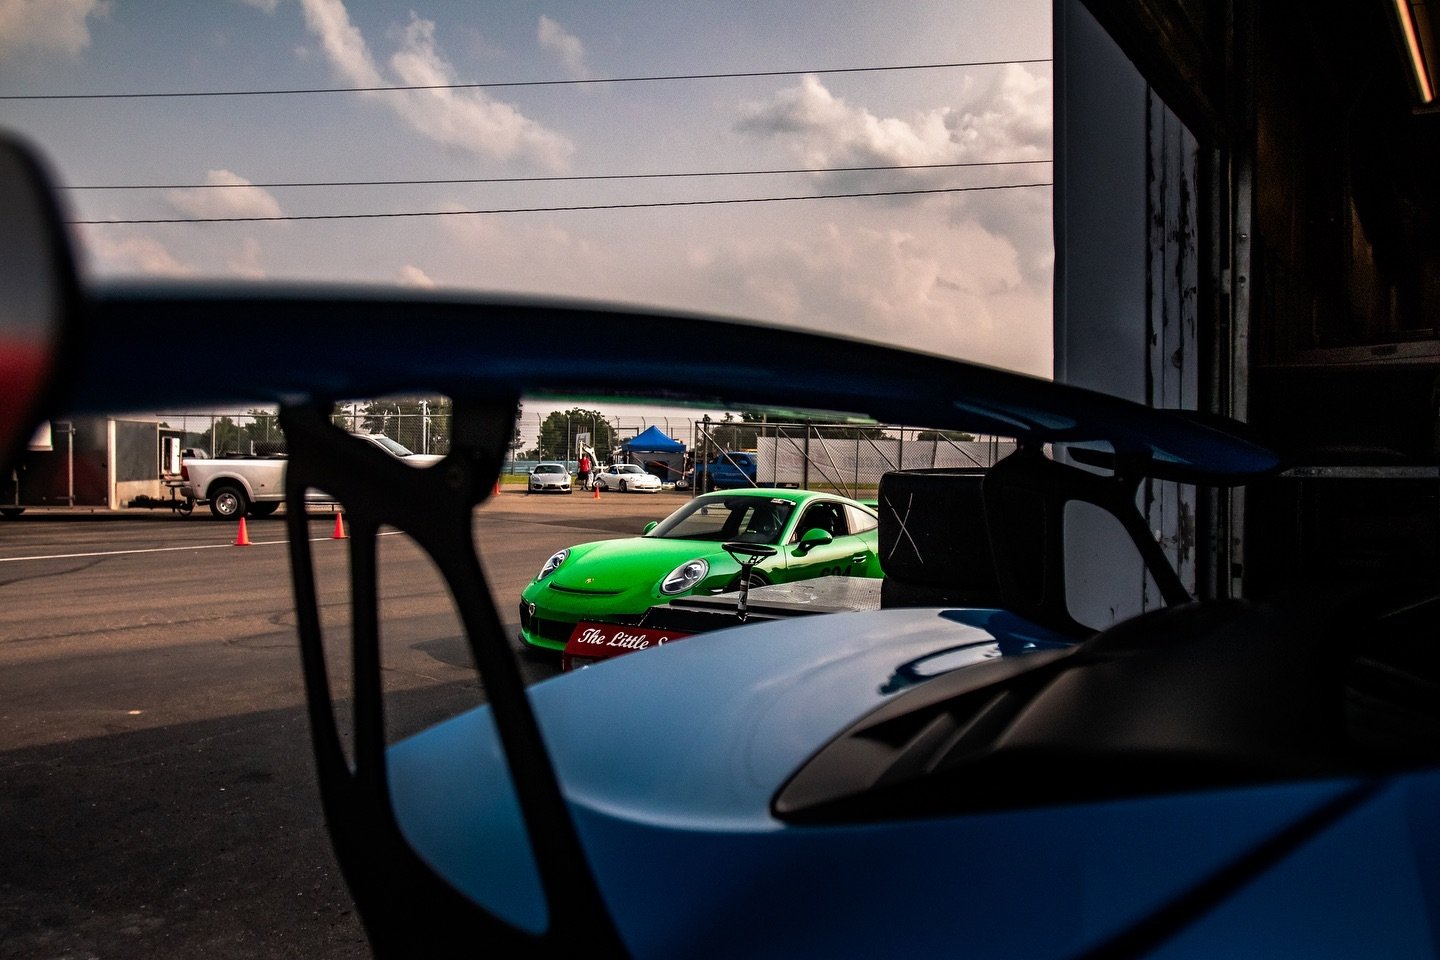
[[728, 570, 771, 592], [209, 484, 249, 520], [249, 501, 280, 518], [0, 507, 24, 519], [619, 480, 628, 492], [876, 469, 1000, 607]]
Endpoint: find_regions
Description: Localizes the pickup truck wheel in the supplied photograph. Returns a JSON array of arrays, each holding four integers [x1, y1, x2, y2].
[[209, 485, 249, 519]]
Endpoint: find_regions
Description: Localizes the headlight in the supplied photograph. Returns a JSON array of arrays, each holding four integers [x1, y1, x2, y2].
[[537, 549, 569, 580], [660, 558, 709, 595]]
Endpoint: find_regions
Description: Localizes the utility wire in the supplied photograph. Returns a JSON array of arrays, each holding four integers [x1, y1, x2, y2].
[[5, 57, 1051, 101], [64, 159, 1052, 191], [71, 181, 1051, 224]]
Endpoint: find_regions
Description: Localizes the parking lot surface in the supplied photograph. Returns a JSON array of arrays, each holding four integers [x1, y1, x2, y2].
[[0, 490, 690, 959]]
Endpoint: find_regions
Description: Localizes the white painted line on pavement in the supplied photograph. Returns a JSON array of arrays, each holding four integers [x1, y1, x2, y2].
[[0, 529, 404, 564]]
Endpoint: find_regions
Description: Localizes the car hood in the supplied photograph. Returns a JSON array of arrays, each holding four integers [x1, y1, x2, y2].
[[546, 537, 741, 593], [385, 607, 1404, 958], [388, 609, 1069, 928]]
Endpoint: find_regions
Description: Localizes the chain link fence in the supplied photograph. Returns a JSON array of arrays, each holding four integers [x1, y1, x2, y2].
[[156, 408, 1014, 496], [691, 421, 1015, 499]]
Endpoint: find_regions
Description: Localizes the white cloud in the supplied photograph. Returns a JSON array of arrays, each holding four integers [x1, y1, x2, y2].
[[737, 75, 959, 169], [536, 15, 586, 79], [945, 64, 1051, 160], [165, 170, 284, 221], [734, 68, 1054, 286], [398, 264, 436, 288], [680, 216, 1050, 375], [736, 66, 1050, 173], [0, 0, 109, 58], [434, 211, 611, 298], [301, 0, 383, 86], [77, 225, 269, 281], [77, 229, 197, 278], [300, 0, 574, 170], [227, 237, 267, 279], [423, 204, 1050, 377]]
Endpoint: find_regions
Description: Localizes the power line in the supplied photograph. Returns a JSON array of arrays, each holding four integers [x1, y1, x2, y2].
[[70, 181, 1052, 224], [5, 57, 1051, 101], [64, 159, 1052, 191]]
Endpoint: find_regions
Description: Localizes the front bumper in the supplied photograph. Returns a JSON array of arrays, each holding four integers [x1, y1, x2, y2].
[[519, 598, 648, 650]]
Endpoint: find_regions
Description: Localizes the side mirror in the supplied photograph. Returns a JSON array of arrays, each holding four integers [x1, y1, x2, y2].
[[797, 527, 833, 552], [0, 132, 81, 474], [643, 520, 658, 534]]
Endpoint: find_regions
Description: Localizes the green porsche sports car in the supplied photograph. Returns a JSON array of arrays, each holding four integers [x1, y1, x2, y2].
[[518, 488, 883, 651]]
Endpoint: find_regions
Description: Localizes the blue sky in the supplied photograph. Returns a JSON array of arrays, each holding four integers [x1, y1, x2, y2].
[[1, 0, 1054, 430]]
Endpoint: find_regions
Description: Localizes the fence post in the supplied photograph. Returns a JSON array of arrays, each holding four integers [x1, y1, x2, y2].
[[801, 420, 810, 490]]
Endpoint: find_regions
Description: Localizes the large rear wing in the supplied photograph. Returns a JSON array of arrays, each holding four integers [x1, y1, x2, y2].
[[43, 234, 1280, 957]]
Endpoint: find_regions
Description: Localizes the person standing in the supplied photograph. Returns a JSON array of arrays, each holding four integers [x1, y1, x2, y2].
[[578, 453, 592, 490]]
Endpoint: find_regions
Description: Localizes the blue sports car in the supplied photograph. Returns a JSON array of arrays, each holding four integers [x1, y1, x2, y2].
[[7, 130, 1438, 959]]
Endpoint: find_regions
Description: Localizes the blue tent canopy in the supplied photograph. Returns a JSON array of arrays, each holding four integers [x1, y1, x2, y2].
[[623, 425, 685, 453]]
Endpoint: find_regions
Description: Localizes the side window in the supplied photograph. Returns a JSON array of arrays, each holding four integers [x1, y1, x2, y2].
[[795, 503, 844, 540], [845, 505, 878, 535]]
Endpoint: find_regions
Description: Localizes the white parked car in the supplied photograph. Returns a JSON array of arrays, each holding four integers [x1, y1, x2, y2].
[[527, 461, 573, 494], [353, 433, 445, 466], [594, 463, 662, 493]]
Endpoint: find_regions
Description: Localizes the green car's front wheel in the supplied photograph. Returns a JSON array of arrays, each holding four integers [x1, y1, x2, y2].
[[728, 569, 770, 593]]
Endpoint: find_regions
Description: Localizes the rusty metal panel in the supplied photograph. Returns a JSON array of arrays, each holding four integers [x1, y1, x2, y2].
[[1145, 91, 1201, 596]]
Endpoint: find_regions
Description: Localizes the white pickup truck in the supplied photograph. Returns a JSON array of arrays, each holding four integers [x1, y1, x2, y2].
[[180, 434, 443, 519]]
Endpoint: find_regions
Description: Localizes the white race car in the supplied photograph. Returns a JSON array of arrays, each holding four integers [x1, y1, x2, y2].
[[593, 463, 662, 493]]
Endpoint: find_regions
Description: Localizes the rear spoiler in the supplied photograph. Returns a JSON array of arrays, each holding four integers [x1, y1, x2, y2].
[[68, 289, 1280, 955]]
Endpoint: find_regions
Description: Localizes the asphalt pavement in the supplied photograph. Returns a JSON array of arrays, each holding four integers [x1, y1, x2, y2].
[[0, 489, 688, 959]]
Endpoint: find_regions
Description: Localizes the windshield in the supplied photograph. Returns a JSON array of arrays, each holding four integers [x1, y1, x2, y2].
[[369, 435, 415, 457], [615, 464, 645, 474], [534, 464, 565, 474], [649, 495, 796, 544]]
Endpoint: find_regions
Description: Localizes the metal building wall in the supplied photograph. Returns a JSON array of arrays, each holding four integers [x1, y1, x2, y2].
[[1054, 0, 1201, 628]]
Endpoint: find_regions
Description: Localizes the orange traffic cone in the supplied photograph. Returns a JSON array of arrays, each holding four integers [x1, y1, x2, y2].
[[332, 512, 347, 540], [592, 481, 600, 500], [234, 516, 251, 546], [494, 479, 501, 496]]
